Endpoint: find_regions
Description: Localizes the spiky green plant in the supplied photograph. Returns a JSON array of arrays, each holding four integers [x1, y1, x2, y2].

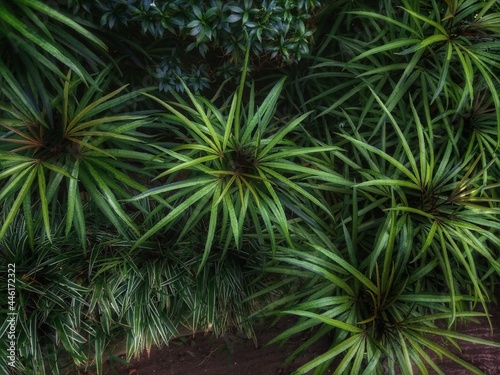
[[263, 217, 500, 375], [338, 90, 500, 310], [0, 66, 156, 247], [130, 51, 351, 271]]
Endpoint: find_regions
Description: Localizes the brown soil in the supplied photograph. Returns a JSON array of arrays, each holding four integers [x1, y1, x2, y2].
[[98, 317, 331, 375], [79, 305, 500, 375]]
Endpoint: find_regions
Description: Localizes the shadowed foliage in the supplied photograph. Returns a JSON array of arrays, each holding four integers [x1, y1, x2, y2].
[[0, 0, 499, 374]]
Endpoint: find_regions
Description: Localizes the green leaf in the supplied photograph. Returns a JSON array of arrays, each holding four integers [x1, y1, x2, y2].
[[199, 201, 219, 274], [78, 168, 129, 239], [285, 310, 362, 333], [349, 38, 420, 64], [278, 254, 354, 295], [341, 134, 418, 185], [156, 154, 220, 178], [65, 160, 80, 236], [131, 177, 215, 201], [36, 166, 51, 242], [259, 112, 312, 158], [242, 77, 287, 144], [182, 83, 222, 152], [402, 7, 448, 35], [0, 2, 92, 82], [132, 181, 218, 250], [18, 0, 106, 49], [295, 334, 363, 374], [67, 85, 129, 132], [311, 245, 377, 293], [348, 11, 419, 36], [399, 34, 449, 55], [0, 166, 37, 241], [143, 93, 218, 151]]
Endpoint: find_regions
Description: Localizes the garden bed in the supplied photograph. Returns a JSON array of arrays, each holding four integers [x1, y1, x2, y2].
[[82, 304, 500, 375]]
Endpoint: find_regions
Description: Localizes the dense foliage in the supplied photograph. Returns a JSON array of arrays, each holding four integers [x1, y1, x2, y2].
[[1, 0, 500, 374], [67, 0, 324, 93]]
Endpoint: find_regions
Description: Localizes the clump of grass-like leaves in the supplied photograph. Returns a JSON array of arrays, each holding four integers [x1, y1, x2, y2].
[[0, 212, 267, 374], [130, 50, 351, 271], [0, 67, 155, 247], [264, 219, 500, 374]]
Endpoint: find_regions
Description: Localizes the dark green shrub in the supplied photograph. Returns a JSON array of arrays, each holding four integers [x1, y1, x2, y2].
[[64, 0, 326, 93]]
